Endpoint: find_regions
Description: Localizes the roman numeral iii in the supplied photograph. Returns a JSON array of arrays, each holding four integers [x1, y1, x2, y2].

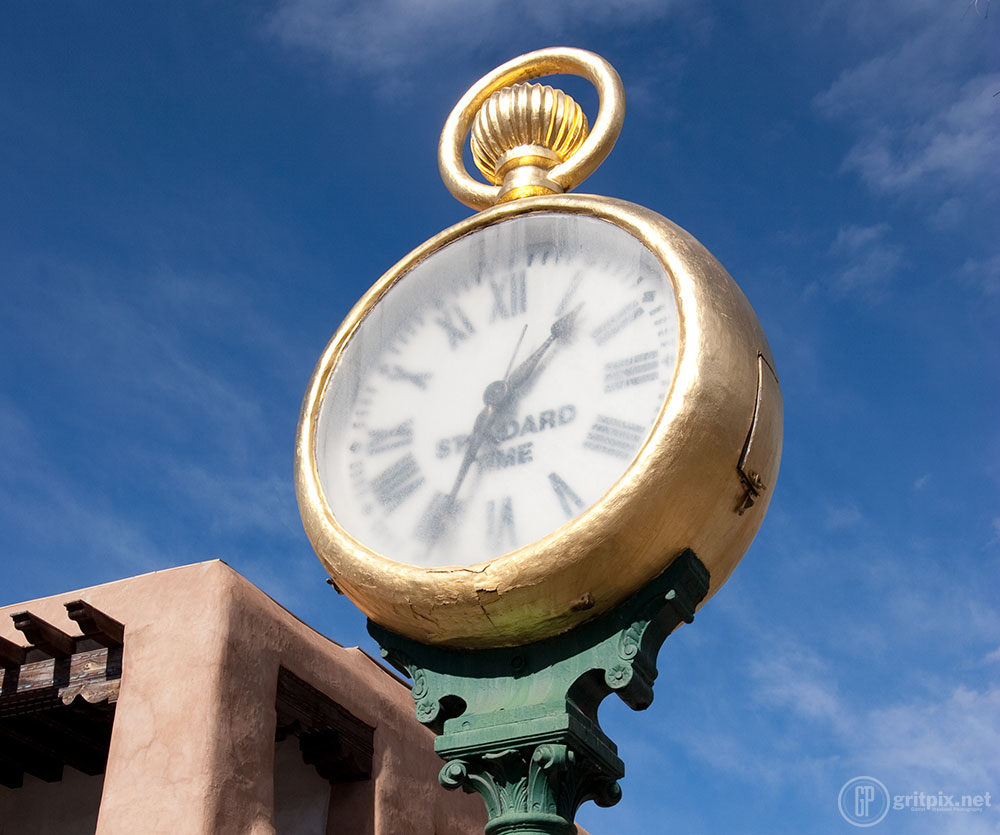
[[604, 351, 659, 392], [584, 416, 647, 459]]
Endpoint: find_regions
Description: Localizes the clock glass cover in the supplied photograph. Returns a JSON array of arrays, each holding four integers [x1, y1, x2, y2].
[[315, 212, 679, 568]]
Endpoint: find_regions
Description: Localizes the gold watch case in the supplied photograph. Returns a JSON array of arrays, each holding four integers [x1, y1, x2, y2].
[[295, 192, 782, 648]]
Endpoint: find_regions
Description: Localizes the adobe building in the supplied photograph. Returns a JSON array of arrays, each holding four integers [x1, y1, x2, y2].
[[0, 561, 488, 834]]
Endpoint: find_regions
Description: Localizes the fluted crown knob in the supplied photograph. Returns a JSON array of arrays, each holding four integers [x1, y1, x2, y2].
[[471, 82, 590, 188]]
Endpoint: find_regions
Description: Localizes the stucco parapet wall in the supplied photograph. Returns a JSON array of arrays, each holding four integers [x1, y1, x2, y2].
[[0, 560, 486, 835]]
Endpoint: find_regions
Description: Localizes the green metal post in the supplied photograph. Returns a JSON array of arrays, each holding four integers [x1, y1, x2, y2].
[[369, 549, 710, 835]]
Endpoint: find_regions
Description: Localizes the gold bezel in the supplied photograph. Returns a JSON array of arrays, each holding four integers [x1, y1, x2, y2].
[[295, 194, 782, 648]]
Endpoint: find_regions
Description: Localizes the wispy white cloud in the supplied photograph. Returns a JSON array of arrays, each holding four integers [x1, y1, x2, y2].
[[859, 686, 1000, 787], [0, 398, 166, 577], [0, 256, 310, 598], [649, 491, 1000, 820], [265, 0, 688, 92], [928, 195, 965, 230], [1, 385, 320, 611], [749, 643, 851, 734], [158, 459, 300, 538], [837, 75, 1000, 195], [671, 726, 838, 791], [828, 222, 903, 298], [822, 501, 866, 530], [813, 2, 999, 215], [938, 813, 999, 835], [6, 258, 295, 455], [662, 630, 1000, 831], [960, 254, 1000, 296], [831, 222, 891, 254]]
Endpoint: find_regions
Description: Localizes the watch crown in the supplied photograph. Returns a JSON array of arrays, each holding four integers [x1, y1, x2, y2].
[[471, 82, 589, 203]]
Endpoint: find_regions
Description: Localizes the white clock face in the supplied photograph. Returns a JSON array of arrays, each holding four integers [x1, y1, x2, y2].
[[316, 213, 679, 568]]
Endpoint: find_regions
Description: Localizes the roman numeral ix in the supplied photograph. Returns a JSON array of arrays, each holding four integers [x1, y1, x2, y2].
[[367, 420, 413, 455]]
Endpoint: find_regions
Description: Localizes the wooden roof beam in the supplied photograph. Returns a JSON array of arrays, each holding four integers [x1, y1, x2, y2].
[[10, 612, 75, 659], [299, 729, 372, 783], [65, 600, 124, 647], [276, 667, 375, 784], [0, 635, 26, 669]]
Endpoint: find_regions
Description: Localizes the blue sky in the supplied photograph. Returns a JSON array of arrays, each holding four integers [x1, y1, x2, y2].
[[2, 2, 997, 833]]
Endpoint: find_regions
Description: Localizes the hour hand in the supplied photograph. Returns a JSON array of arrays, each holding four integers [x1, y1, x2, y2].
[[507, 306, 581, 393], [549, 304, 581, 341]]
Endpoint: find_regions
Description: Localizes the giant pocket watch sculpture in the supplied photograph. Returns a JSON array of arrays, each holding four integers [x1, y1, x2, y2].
[[296, 48, 782, 648]]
